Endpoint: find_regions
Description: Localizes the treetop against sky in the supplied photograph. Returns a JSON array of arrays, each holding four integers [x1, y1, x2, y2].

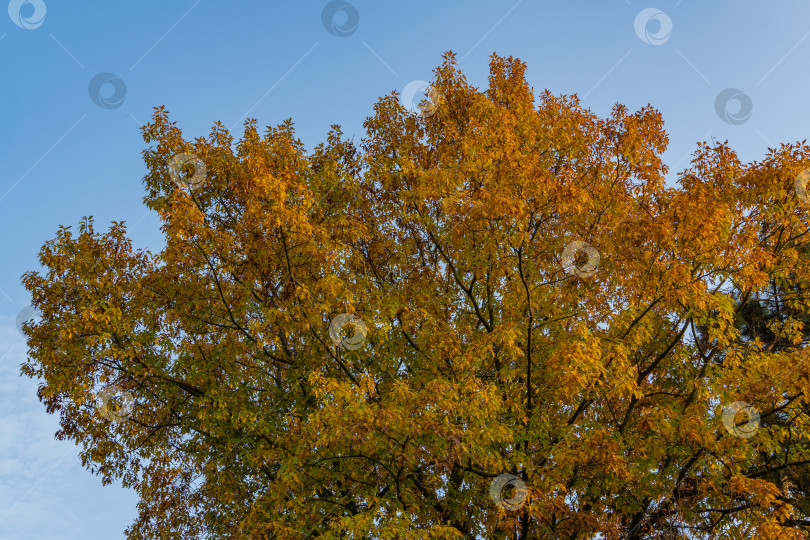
[[3, 2, 810, 539], [16, 52, 810, 538]]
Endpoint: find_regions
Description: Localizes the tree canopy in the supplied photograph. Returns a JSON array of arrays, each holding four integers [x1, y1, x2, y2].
[[19, 52, 810, 538]]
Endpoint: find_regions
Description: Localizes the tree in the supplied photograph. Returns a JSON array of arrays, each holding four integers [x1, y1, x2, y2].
[[19, 52, 810, 539]]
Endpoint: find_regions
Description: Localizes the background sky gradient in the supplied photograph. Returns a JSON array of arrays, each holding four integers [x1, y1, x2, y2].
[[1, 1, 809, 537]]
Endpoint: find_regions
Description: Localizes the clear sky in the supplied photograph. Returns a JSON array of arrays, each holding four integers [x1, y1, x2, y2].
[[1, 0, 809, 537]]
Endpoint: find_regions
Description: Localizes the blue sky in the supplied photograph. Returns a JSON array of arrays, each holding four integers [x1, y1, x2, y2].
[[1, 0, 809, 537]]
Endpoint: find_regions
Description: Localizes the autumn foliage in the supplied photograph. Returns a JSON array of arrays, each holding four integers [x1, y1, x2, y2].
[[20, 53, 810, 538]]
